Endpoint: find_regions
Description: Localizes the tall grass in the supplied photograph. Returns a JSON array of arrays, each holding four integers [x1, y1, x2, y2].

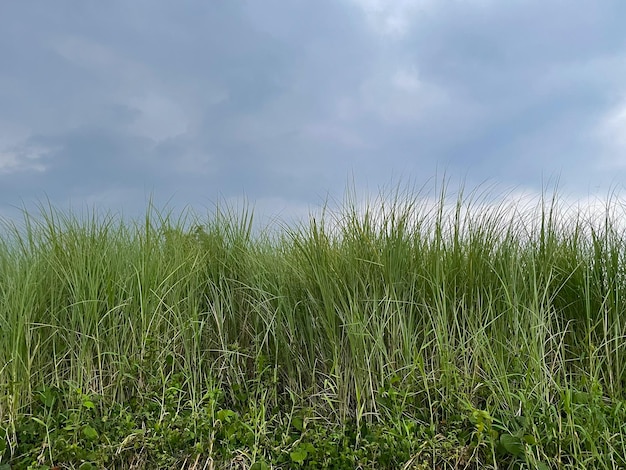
[[1, 185, 626, 468]]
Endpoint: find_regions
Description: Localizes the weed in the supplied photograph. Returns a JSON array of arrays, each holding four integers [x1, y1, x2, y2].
[[1, 183, 626, 468]]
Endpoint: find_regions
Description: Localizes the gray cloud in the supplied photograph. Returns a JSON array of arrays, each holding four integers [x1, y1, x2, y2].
[[2, 0, 626, 224]]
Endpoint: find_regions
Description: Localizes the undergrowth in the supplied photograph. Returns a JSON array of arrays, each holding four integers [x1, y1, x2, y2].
[[2, 182, 626, 468]]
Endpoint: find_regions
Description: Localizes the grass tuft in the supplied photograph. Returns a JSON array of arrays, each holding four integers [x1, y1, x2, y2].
[[2, 183, 626, 468]]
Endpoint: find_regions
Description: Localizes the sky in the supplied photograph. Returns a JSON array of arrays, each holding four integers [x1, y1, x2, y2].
[[2, 1, 626, 227]]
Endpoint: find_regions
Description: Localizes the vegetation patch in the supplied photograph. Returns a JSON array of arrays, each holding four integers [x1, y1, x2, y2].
[[2, 183, 626, 468]]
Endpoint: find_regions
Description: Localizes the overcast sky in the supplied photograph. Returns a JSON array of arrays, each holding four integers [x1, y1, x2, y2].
[[2, 1, 626, 226]]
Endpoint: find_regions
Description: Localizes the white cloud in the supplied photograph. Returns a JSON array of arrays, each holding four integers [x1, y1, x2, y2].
[[391, 66, 422, 93], [0, 145, 50, 175], [173, 152, 215, 176], [301, 123, 368, 149], [593, 95, 626, 169], [128, 92, 190, 141], [351, 66, 451, 123], [51, 35, 147, 83], [348, 0, 498, 36], [348, 0, 425, 36], [51, 35, 202, 142]]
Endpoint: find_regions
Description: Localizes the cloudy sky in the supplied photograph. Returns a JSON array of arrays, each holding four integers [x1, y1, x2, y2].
[[2, 1, 626, 225]]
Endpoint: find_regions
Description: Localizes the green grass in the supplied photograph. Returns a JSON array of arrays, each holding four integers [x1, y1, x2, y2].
[[1, 183, 626, 469]]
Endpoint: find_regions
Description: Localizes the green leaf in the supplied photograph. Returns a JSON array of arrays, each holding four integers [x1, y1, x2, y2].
[[500, 433, 524, 457], [303, 442, 316, 454], [535, 463, 550, 470], [37, 386, 57, 408], [250, 462, 269, 470], [290, 447, 308, 465], [31, 417, 47, 428], [523, 434, 537, 445], [82, 425, 99, 441], [292, 416, 304, 431], [573, 391, 590, 404], [0, 465, 11, 470], [216, 409, 236, 423], [82, 399, 95, 410], [79, 463, 95, 470]]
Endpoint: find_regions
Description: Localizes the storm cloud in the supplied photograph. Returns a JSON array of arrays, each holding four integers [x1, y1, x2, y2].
[[2, 0, 626, 223]]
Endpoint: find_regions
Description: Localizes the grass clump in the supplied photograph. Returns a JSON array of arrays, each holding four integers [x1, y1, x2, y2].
[[2, 183, 626, 469]]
